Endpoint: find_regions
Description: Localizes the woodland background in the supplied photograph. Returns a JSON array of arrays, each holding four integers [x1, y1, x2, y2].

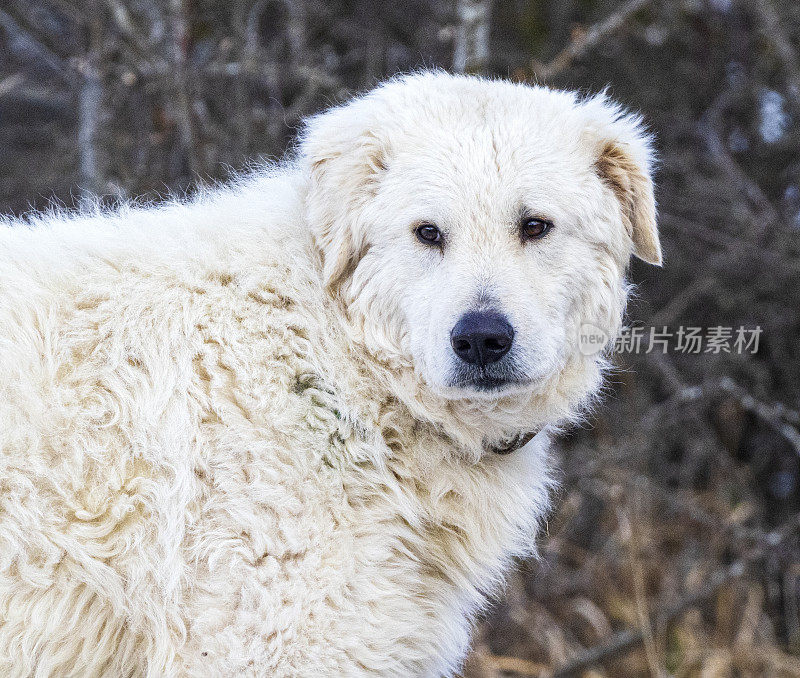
[[1, 0, 799, 676]]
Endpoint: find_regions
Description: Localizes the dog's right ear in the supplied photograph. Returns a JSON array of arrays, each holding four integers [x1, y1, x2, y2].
[[301, 102, 389, 289], [582, 94, 662, 266], [595, 138, 661, 266]]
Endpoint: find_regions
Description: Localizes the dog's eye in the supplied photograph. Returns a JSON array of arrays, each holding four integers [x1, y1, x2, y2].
[[415, 223, 442, 245], [521, 217, 553, 240]]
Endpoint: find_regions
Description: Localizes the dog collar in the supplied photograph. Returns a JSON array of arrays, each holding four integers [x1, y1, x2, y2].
[[487, 429, 540, 455]]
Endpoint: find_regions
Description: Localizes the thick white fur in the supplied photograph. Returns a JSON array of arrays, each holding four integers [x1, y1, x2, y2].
[[0, 72, 658, 677]]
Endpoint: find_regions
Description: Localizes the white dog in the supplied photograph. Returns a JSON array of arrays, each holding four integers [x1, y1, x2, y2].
[[0, 72, 660, 677]]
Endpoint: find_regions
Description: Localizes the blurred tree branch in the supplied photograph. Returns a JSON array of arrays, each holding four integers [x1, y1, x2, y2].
[[167, 0, 199, 176], [531, 0, 652, 81], [0, 8, 74, 85], [753, 0, 800, 107], [453, 0, 490, 74], [546, 514, 800, 678]]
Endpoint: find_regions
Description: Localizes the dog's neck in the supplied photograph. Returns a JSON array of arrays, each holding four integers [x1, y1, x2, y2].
[[324, 320, 565, 463]]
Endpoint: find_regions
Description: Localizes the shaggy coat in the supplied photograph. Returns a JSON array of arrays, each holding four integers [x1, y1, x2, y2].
[[0, 73, 659, 677]]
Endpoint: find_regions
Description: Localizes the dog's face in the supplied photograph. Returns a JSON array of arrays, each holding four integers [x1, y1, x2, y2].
[[303, 73, 660, 408]]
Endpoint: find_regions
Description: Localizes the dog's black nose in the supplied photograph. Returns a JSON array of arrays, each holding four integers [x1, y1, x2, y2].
[[450, 312, 514, 366]]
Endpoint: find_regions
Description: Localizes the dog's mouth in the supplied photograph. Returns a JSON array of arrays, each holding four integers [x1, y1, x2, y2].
[[447, 364, 532, 394], [463, 375, 523, 391]]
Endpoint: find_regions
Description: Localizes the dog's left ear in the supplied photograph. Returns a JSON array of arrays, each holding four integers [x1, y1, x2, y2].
[[584, 97, 662, 266], [301, 100, 389, 288]]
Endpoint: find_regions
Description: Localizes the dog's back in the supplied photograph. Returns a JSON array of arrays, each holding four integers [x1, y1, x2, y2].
[[0, 174, 346, 676]]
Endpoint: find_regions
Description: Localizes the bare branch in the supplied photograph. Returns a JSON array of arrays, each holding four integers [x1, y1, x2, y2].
[[77, 58, 103, 194], [752, 0, 800, 106], [453, 0, 491, 74], [0, 9, 74, 85], [167, 0, 199, 176], [659, 212, 800, 275], [548, 514, 800, 678], [74, 2, 108, 197], [0, 72, 24, 98], [103, 0, 164, 69], [719, 377, 800, 455], [696, 119, 784, 238], [532, 0, 651, 81]]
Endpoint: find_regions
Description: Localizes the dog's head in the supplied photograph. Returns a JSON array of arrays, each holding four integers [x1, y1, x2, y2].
[[301, 72, 659, 425]]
